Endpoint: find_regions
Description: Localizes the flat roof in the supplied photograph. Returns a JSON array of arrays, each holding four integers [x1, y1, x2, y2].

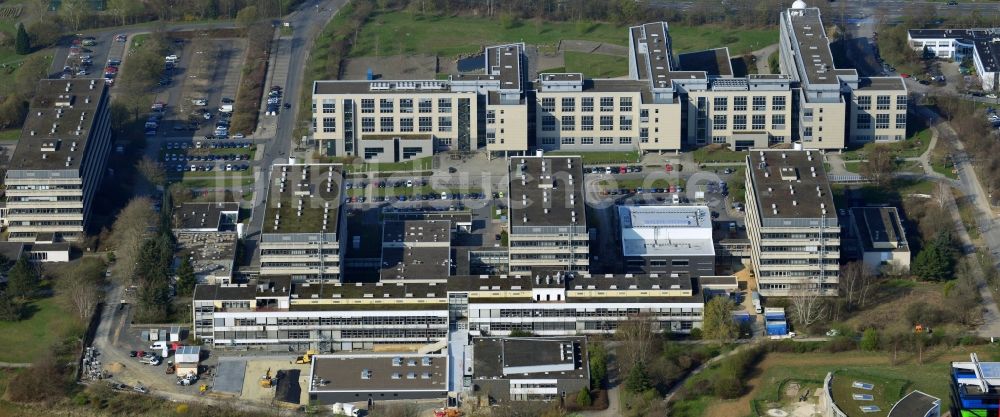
[[851, 207, 908, 253], [907, 28, 1000, 41], [632, 22, 675, 89], [379, 246, 451, 281], [508, 156, 586, 228], [784, 7, 855, 86], [887, 390, 940, 417], [473, 337, 587, 380], [262, 164, 343, 234], [486, 44, 523, 91], [174, 202, 239, 231], [383, 220, 451, 245], [975, 39, 1000, 73], [313, 80, 453, 95], [618, 205, 715, 257], [176, 232, 238, 280], [9, 79, 108, 172], [0, 242, 25, 262], [193, 283, 257, 301], [310, 354, 447, 393], [857, 77, 906, 91], [747, 149, 836, 220], [677, 48, 733, 77]]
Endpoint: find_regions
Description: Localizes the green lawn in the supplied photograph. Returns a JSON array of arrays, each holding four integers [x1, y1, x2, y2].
[[930, 159, 958, 179], [350, 11, 777, 59], [546, 150, 639, 164], [842, 127, 932, 161], [596, 178, 672, 191], [693, 147, 748, 164], [346, 156, 435, 173], [175, 173, 254, 188], [0, 128, 20, 141], [0, 297, 79, 363], [564, 51, 626, 78]]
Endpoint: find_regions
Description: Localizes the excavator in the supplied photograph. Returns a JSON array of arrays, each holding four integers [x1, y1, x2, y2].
[[295, 349, 318, 364], [434, 408, 462, 417], [259, 368, 274, 388]]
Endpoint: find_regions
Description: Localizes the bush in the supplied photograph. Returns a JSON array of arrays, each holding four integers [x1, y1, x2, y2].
[[860, 328, 879, 351], [688, 327, 703, 340], [712, 373, 743, 399], [825, 336, 858, 353], [576, 389, 592, 407]]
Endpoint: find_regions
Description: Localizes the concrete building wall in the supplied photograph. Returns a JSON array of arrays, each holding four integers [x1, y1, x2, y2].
[[848, 91, 908, 143]]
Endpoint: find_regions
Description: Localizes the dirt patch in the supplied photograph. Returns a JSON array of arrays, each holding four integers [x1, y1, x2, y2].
[[344, 55, 439, 80], [844, 283, 948, 330]]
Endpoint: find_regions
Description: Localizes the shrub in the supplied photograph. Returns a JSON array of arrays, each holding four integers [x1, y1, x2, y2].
[[576, 389, 592, 407], [712, 373, 743, 399]]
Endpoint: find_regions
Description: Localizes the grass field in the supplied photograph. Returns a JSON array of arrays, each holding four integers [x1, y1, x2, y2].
[[564, 51, 627, 78], [842, 127, 932, 161], [0, 297, 80, 363], [0, 129, 19, 141], [175, 173, 254, 188], [546, 150, 639, 164], [350, 11, 778, 59], [346, 156, 435, 173], [693, 147, 748, 164]]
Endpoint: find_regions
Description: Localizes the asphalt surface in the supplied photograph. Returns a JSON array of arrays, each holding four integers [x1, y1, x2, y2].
[[648, 0, 1000, 19]]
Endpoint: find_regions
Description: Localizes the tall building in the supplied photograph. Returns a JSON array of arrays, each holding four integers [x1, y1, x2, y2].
[[4, 79, 111, 243], [312, 4, 907, 157], [258, 163, 345, 281], [506, 156, 589, 274], [779, 1, 908, 145], [744, 149, 839, 296]]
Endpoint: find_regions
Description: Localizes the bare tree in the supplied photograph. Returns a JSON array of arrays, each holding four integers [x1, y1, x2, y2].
[[615, 313, 656, 368], [861, 144, 896, 187], [109, 198, 157, 284], [57, 268, 102, 321], [789, 289, 828, 329], [137, 156, 167, 188], [840, 261, 877, 310]]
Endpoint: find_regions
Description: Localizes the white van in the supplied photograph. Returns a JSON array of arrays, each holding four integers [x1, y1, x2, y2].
[[671, 193, 680, 204]]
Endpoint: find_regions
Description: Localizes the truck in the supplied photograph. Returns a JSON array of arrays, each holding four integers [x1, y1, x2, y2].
[[751, 291, 762, 314], [330, 403, 360, 417]]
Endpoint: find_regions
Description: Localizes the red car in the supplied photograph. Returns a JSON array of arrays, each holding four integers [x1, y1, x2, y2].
[[665, 164, 673, 172], [900, 73, 911, 78]]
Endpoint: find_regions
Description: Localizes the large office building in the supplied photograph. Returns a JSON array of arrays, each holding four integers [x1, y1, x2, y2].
[[471, 337, 589, 402], [4, 79, 112, 243], [307, 353, 449, 404], [258, 163, 345, 281], [506, 156, 589, 274], [907, 28, 1000, 91], [744, 149, 839, 296], [779, 1, 908, 146], [311, 2, 907, 158], [618, 205, 715, 276]]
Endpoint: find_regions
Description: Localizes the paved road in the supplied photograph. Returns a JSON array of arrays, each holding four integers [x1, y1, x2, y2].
[[647, 0, 1000, 19]]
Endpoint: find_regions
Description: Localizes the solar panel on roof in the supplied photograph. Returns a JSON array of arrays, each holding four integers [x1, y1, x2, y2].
[[980, 362, 1000, 378]]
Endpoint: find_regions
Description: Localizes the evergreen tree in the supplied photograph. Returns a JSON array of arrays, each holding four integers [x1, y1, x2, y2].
[[912, 233, 957, 281], [6, 256, 37, 299], [860, 328, 880, 351], [625, 365, 650, 392], [14, 24, 29, 55], [576, 388, 592, 407], [176, 257, 196, 297]]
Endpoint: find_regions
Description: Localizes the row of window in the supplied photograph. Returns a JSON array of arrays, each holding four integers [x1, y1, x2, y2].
[[713, 96, 787, 112], [855, 95, 907, 111], [856, 113, 906, 130], [541, 115, 634, 132], [539, 96, 632, 113], [357, 98, 453, 114], [712, 114, 786, 131], [358, 116, 453, 133]]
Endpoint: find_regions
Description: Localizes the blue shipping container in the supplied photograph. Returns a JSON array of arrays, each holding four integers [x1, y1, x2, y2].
[[765, 312, 786, 321], [766, 320, 788, 335], [732, 311, 752, 324]]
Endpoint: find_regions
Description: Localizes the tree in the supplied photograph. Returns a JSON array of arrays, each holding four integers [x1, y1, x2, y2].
[[576, 388, 592, 408], [107, 0, 141, 26], [58, 0, 90, 31], [789, 290, 828, 329], [589, 343, 607, 390], [860, 328, 879, 351], [624, 364, 650, 393], [912, 232, 957, 281], [6, 256, 38, 300], [137, 157, 166, 188], [56, 258, 105, 321], [176, 257, 196, 297], [109, 198, 157, 284], [236, 5, 258, 30], [861, 144, 896, 186], [615, 313, 655, 368], [840, 261, 877, 310], [26, 19, 61, 50], [0, 293, 23, 321], [14, 24, 29, 55], [702, 296, 739, 342]]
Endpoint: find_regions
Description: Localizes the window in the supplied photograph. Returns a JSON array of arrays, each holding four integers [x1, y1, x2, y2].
[[439, 116, 452, 132], [361, 99, 375, 113], [541, 97, 555, 112], [561, 115, 575, 131], [486, 110, 496, 124], [541, 137, 556, 145], [804, 127, 813, 138], [400, 118, 414, 132], [856, 114, 870, 129], [581, 97, 594, 112], [361, 117, 375, 132], [770, 135, 785, 144], [876, 95, 891, 110], [600, 116, 614, 130], [876, 114, 890, 129], [400, 98, 413, 113], [599, 136, 614, 144], [322, 117, 335, 132], [561, 97, 575, 112], [438, 98, 451, 112], [419, 117, 433, 132], [640, 109, 649, 120], [713, 97, 728, 111], [619, 136, 632, 144], [620, 97, 632, 112], [581, 116, 594, 131], [753, 96, 766, 111], [772, 96, 786, 111], [380, 99, 394, 113], [322, 99, 335, 113], [620, 115, 632, 131], [581, 137, 594, 144], [713, 115, 727, 130], [380, 117, 394, 131], [734, 96, 747, 111], [896, 95, 907, 110], [487, 132, 496, 144], [542, 115, 556, 131], [895, 113, 906, 129], [561, 137, 575, 145], [733, 115, 747, 130], [640, 128, 649, 143], [600, 97, 614, 112], [857, 96, 871, 110], [712, 136, 727, 144], [771, 114, 785, 129], [752, 114, 765, 130], [418, 99, 433, 113]]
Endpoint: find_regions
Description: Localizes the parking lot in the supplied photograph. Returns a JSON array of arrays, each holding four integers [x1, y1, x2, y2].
[[161, 140, 256, 174]]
